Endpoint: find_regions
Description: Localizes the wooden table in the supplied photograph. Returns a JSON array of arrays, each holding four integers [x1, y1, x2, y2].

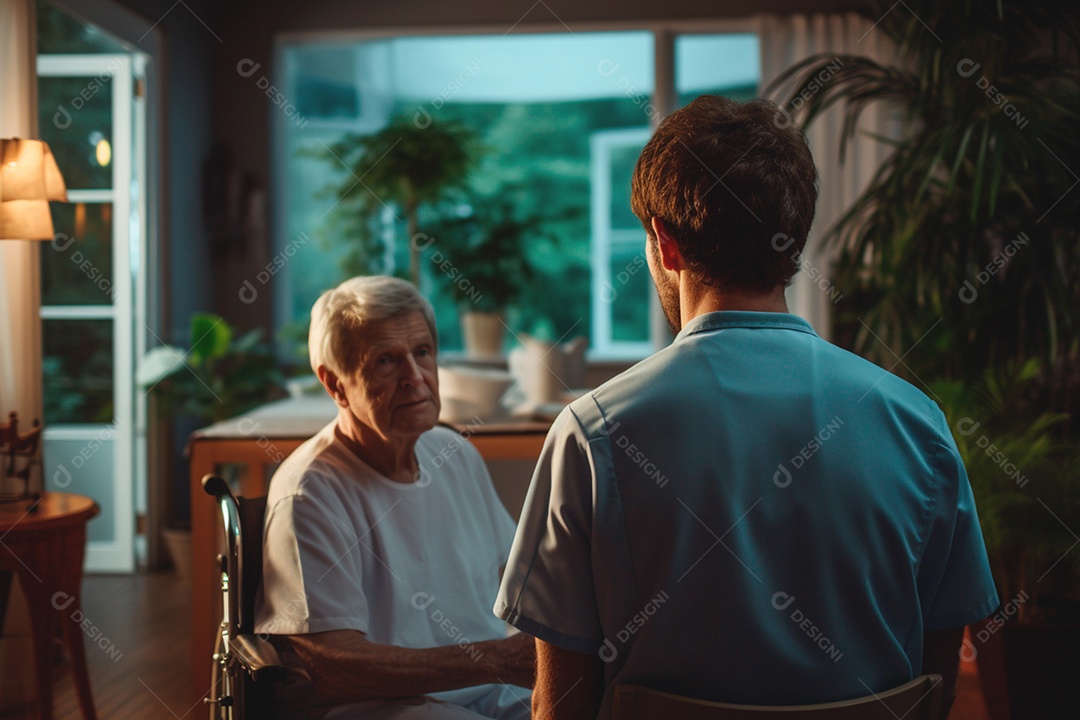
[[0, 492, 99, 720], [187, 395, 551, 699]]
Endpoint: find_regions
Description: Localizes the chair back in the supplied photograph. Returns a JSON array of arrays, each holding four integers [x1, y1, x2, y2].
[[201, 476, 268, 638], [202, 474, 280, 720], [237, 494, 267, 636], [1, 411, 42, 498], [612, 674, 943, 720]]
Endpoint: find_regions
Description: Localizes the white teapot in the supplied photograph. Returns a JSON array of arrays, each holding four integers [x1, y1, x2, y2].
[[507, 334, 588, 411]]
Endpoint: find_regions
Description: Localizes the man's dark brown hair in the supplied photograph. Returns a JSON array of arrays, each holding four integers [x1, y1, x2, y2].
[[631, 95, 819, 293]]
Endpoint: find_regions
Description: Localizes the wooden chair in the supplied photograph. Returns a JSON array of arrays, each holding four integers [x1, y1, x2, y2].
[[612, 674, 943, 720], [0, 410, 42, 500]]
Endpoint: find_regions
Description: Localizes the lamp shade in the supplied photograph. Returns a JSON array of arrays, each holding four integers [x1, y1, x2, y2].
[[0, 138, 68, 240]]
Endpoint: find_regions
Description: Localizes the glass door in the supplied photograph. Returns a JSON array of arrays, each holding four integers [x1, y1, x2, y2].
[[37, 54, 142, 572]]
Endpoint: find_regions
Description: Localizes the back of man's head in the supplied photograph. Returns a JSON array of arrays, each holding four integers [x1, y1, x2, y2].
[[631, 95, 819, 293]]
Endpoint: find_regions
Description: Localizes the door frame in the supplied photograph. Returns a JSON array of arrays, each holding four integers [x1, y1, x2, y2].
[[37, 53, 142, 572]]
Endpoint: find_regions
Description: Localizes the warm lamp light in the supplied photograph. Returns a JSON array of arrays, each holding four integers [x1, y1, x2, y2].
[[0, 138, 68, 241], [95, 138, 111, 167]]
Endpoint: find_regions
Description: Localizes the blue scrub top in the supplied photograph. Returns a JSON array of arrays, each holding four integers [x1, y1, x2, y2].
[[496, 311, 998, 716]]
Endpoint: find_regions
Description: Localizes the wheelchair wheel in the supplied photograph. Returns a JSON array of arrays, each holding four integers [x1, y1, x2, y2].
[[207, 625, 234, 720]]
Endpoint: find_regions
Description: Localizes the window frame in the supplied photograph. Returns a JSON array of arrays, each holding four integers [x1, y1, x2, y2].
[[37, 52, 143, 572], [270, 19, 758, 362]]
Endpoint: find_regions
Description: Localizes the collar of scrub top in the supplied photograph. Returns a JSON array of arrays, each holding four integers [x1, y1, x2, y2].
[[674, 310, 820, 344]]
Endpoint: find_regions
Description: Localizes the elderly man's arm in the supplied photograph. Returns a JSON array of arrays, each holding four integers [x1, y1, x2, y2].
[[533, 639, 603, 720], [287, 629, 535, 704]]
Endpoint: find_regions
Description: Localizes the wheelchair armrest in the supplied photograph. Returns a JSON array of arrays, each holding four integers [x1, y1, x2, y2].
[[232, 634, 287, 684]]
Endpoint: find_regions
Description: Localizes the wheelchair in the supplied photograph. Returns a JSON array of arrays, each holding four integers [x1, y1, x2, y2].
[[202, 473, 286, 720]]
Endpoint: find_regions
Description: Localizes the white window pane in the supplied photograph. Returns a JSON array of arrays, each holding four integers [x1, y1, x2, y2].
[[43, 434, 117, 543]]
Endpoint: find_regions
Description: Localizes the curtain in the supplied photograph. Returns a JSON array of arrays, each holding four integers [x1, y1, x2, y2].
[[0, 0, 44, 446], [0, 0, 39, 697], [757, 13, 895, 341]]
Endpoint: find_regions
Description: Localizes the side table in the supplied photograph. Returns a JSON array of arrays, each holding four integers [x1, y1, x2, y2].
[[0, 492, 99, 720]]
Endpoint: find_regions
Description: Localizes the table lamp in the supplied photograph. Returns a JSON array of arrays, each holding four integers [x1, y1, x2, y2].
[[0, 138, 67, 501], [0, 138, 68, 240]]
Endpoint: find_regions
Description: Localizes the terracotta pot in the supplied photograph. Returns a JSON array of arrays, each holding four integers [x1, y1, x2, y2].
[[972, 618, 1011, 720]]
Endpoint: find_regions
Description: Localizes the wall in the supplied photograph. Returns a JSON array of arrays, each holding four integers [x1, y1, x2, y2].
[[100, 0, 219, 340]]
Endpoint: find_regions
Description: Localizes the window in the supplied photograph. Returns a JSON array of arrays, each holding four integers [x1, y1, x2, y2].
[[275, 29, 759, 359]]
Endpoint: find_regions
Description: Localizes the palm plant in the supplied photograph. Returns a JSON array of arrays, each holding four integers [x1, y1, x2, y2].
[[933, 362, 1080, 620], [314, 114, 475, 285], [770, 2, 1080, 634], [767, 1, 1080, 399]]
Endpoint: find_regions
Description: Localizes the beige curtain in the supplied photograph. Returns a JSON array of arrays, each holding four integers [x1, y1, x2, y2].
[[0, 0, 43, 438], [0, 0, 40, 701], [757, 13, 895, 341]]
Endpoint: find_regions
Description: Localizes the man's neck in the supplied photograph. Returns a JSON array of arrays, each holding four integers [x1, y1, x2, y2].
[[679, 281, 789, 327], [335, 412, 421, 484]]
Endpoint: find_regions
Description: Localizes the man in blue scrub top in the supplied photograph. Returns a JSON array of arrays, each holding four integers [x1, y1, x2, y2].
[[495, 96, 999, 720]]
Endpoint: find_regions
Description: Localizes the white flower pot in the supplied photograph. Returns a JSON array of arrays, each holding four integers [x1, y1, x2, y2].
[[461, 311, 505, 359]]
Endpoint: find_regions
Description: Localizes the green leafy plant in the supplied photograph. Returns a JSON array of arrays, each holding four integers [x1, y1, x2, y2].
[[770, 1, 1080, 626], [768, 1, 1080, 395], [137, 313, 282, 423], [313, 114, 476, 285], [423, 191, 552, 314], [934, 362, 1080, 621]]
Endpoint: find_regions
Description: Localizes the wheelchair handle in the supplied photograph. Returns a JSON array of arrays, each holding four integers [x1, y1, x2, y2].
[[203, 473, 244, 632], [203, 473, 233, 499]]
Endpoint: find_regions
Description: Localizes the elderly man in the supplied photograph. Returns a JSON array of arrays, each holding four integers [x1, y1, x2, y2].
[[256, 276, 534, 720], [495, 96, 998, 719]]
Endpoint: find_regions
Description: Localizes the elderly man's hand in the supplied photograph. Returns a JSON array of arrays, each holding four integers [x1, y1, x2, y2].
[[290, 629, 536, 704], [484, 632, 536, 689]]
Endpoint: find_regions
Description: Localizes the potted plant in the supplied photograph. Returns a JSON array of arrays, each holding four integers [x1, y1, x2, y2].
[[423, 192, 546, 357], [139, 313, 282, 422], [138, 313, 282, 574], [767, 0, 1080, 394], [934, 364, 1080, 719], [313, 114, 476, 285], [770, 2, 1080, 716]]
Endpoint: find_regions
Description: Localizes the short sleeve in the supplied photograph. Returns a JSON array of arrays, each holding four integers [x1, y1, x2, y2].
[[920, 412, 1000, 630], [256, 488, 371, 636], [494, 408, 601, 654]]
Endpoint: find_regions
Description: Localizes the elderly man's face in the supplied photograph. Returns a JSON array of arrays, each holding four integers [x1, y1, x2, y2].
[[336, 310, 441, 440]]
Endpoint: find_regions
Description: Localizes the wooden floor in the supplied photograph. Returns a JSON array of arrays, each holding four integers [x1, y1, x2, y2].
[[2, 572, 195, 720], [1, 571, 993, 719]]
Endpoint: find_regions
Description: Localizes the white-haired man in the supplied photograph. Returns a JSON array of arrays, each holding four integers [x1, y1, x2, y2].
[[256, 276, 534, 719]]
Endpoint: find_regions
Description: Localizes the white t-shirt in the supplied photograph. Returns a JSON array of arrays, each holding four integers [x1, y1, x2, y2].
[[255, 421, 528, 719]]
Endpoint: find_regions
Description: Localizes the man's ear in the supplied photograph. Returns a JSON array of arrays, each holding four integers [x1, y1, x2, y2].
[[318, 365, 348, 407], [650, 217, 684, 272]]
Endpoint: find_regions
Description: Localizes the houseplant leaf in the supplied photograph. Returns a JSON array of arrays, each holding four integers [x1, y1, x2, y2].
[[189, 312, 232, 364]]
